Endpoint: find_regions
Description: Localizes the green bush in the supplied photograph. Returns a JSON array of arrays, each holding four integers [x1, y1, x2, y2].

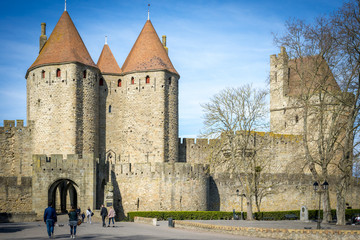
[[127, 209, 360, 222], [127, 211, 234, 221]]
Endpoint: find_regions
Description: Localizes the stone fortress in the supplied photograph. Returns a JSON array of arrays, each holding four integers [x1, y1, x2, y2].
[[0, 7, 359, 220]]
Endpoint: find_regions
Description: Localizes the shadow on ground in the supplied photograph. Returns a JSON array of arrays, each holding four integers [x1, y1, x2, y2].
[[0, 223, 32, 233]]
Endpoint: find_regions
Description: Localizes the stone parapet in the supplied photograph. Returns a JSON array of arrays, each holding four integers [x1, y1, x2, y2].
[[115, 162, 209, 179], [174, 221, 360, 240]]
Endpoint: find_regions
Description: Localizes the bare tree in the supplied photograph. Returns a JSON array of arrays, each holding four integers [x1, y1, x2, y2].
[[330, 0, 360, 225], [273, 17, 345, 223], [273, 0, 360, 225], [201, 84, 269, 220]]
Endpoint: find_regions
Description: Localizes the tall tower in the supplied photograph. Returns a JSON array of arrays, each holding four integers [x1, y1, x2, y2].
[[25, 10, 100, 157], [117, 19, 180, 163], [270, 47, 290, 134]]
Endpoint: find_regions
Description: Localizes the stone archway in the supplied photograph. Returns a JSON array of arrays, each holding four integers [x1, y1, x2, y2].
[[48, 179, 78, 213]]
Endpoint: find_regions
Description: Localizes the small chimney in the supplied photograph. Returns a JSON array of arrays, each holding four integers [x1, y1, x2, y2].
[[162, 35, 168, 54], [39, 22, 47, 52]]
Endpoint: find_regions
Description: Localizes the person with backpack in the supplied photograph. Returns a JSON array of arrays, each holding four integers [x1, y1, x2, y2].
[[68, 206, 78, 238]]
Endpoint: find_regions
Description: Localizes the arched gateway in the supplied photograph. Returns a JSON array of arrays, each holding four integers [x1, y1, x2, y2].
[[48, 179, 78, 213], [32, 154, 97, 216]]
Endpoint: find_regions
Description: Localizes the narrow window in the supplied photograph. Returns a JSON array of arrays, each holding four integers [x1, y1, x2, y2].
[[109, 105, 112, 113], [118, 79, 122, 87], [285, 122, 287, 128], [275, 72, 277, 82], [42, 70, 45, 79], [83, 70, 86, 78], [146, 76, 150, 84], [168, 77, 171, 85], [56, 69, 61, 77], [295, 115, 299, 123], [100, 78, 104, 86], [131, 77, 134, 85], [288, 68, 290, 81]]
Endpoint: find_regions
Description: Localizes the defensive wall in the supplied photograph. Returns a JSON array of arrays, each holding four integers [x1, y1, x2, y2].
[[178, 133, 360, 212], [0, 120, 34, 216], [112, 162, 209, 219], [0, 120, 33, 177], [179, 132, 304, 173]]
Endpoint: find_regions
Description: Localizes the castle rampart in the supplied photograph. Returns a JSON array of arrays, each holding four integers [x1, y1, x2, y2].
[[112, 162, 209, 216], [0, 120, 33, 177]]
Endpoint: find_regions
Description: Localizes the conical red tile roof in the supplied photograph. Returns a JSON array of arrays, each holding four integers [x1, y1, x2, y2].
[[27, 11, 96, 73], [122, 20, 178, 76], [97, 44, 122, 74]]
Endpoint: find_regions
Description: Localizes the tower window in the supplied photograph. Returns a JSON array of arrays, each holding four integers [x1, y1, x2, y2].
[[118, 79, 122, 87], [131, 77, 134, 85], [83, 70, 86, 78], [295, 115, 299, 123], [100, 78, 104, 86], [288, 68, 290, 81], [169, 77, 171, 85], [109, 105, 112, 113], [56, 69, 61, 78], [146, 76, 150, 84], [42, 70, 45, 78]]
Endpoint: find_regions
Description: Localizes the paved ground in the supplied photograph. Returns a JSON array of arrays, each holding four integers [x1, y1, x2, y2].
[[0, 220, 273, 240], [1, 219, 359, 240], [189, 219, 360, 230]]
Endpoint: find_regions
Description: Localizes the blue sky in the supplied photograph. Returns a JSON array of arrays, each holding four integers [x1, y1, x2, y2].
[[0, 0, 344, 138]]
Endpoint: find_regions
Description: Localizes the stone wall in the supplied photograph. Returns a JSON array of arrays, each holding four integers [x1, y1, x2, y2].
[[0, 177, 32, 213], [179, 133, 360, 212], [112, 162, 209, 218], [174, 221, 360, 240], [0, 120, 33, 177]]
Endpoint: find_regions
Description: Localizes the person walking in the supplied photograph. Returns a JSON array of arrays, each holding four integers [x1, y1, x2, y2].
[[76, 206, 81, 217], [43, 202, 57, 239], [68, 206, 78, 239], [100, 204, 108, 227], [108, 206, 116, 227], [86, 207, 92, 224]]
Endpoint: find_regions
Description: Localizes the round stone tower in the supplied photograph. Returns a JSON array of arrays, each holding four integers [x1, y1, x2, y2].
[[114, 19, 180, 163], [25, 10, 100, 157]]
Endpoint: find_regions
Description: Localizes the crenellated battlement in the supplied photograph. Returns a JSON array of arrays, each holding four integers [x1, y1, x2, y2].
[[0, 120, 32, 134], [179, 132, 302, 149], [115, 162, 209, 179], [32, 154, 96, 171]]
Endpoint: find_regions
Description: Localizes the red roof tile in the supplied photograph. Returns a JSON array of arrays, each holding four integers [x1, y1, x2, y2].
[[97, 44, 122, 74], [122, 20, 178, 76], [28, 11, 96, 72]]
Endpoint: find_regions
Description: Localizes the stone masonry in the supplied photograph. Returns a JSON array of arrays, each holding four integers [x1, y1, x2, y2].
[[0, 7, 359, 221]]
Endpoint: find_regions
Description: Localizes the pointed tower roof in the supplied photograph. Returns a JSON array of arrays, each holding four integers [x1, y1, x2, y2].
[[97, 44, 122, 74], [27, 11, 96, 74], [122, 20, 179, 76]]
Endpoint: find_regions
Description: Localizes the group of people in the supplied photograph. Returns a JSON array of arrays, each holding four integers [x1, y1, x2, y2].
[[100, 204, 116, 227], [43, 202, 107, 239]]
